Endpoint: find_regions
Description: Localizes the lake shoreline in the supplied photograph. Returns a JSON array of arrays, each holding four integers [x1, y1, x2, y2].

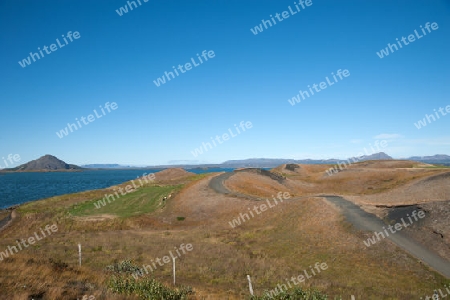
[[0, 168, 235, 210]]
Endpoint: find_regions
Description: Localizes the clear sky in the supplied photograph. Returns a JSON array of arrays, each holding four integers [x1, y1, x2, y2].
[[1, 0, 449, 166]]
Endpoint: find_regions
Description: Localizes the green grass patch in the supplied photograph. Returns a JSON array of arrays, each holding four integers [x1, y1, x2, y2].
[[16, 173, 208, 216], [69, 185, 182, 218]]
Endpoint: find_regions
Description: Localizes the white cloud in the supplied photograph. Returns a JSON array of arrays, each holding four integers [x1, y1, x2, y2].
[[373, 133, 403, 140]]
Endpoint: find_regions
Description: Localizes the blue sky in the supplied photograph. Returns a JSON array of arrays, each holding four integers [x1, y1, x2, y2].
[[1, 0, 449, 166]]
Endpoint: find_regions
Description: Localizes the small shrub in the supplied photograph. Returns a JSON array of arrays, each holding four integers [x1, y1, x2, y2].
[[105, 259, 141, 274], [106, 260, 194, 299], [108, 275, 194, 300]]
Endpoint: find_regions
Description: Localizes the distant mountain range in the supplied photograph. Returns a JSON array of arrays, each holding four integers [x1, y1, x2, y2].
[[406, 154, 450, 165], [83, 153, 450, 169], [220, 152, 395, 168], [3, 153, 449, 172]]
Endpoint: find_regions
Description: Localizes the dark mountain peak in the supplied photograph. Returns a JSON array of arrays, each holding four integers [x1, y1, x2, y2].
[[42, 154, 58, 160], [360, 152, 393, 160], [9, 155, 82, 171]]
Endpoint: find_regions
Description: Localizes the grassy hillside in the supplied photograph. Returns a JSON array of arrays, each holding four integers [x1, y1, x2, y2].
[[69, 185, 182, 218], [0, 167, 449, 299]]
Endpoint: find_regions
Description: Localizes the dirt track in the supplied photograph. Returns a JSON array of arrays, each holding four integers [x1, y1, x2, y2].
[[324, 196, 450, 278], [210, 171, 450, 278], [208, 172, 234, 195], [209, 171, 309, 201]]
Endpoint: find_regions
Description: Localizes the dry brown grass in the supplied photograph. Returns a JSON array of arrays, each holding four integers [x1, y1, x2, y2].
[[230, 161, 450, 198], [0, 165, 449, 299], [2, 196, 445, 299], [224, 172, 293, 199]]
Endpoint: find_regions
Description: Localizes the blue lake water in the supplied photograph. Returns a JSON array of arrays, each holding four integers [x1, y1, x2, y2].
[[0, 168, 234, 209]]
